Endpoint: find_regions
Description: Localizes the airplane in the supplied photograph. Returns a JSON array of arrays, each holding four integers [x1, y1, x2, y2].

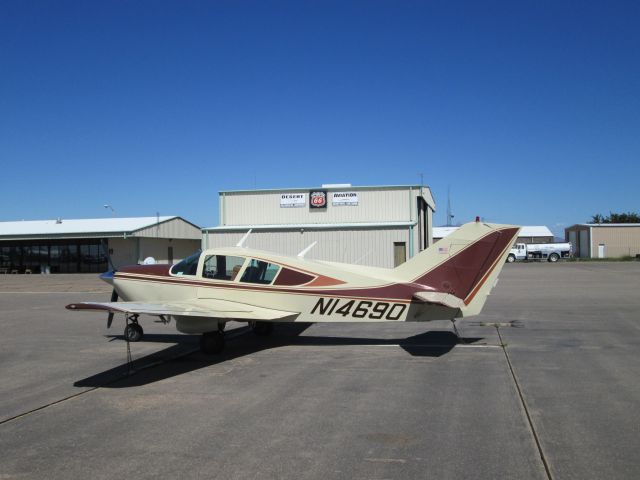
[[66, 219, 520, 354]]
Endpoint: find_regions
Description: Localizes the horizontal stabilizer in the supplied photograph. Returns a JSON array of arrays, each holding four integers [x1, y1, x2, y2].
[[67, 298, 299, 321], [412, 291, 465, 309]]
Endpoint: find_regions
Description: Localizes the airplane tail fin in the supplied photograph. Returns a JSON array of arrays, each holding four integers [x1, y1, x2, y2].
[[394, 220, 520, 317]]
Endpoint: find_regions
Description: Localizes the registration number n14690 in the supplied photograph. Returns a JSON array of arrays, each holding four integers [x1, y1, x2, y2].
[[311, 298, 407, 320]]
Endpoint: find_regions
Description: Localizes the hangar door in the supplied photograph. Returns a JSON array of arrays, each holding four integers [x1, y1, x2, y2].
[[394, 242, 406, 267], [568, 231, 577, 254], [579, 230, 590, 258]]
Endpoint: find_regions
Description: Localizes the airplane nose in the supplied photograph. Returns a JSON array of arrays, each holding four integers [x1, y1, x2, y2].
[[99, 270, 115, 285]]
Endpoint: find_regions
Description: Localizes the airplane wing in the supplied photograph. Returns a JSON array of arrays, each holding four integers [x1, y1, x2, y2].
[[66, 298, 299, 321]]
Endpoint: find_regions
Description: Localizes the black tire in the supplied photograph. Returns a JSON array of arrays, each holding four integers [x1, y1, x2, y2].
[[548, 253, 560, 263], [124, 323, 144, 342], [252, 321, 274, 336], [200, 331, 225, 354], [506, 254, 516, 263]]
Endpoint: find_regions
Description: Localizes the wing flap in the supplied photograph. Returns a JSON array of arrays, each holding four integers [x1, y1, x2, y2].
[[66, 298, 299, 321]]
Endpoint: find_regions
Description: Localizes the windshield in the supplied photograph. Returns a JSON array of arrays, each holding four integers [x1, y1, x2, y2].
[[170, 251, 201, 276]]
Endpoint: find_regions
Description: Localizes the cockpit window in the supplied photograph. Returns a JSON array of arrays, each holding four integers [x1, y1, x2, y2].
[[170, 251, 201, 276], [240, 259, 281, 285], [202, 255, 246, 280]]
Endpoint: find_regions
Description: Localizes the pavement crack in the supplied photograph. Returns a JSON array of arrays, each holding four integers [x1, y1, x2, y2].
[[0, 327, 250, 427], [496, 326, 554, 480]]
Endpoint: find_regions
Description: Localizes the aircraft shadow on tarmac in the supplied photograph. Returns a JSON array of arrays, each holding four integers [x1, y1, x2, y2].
[[74, 323, 483, 389]]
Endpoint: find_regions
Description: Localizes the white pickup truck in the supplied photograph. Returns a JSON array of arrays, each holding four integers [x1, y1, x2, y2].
[[507, 242, 572, 263]]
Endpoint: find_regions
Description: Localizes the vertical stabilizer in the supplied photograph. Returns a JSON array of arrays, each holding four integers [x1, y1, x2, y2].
[[395, 221, 520, 317]]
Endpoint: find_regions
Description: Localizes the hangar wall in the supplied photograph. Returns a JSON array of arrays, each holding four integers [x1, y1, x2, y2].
[[220, 187, 428, 226], [592, 226, 640, 258], [204, 227, 411, 268], [133, 217, 202, 239], [108, 238, 200, 267]]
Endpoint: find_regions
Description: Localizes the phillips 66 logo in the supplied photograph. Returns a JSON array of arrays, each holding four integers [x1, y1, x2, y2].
[[309, 190, 327, 209]]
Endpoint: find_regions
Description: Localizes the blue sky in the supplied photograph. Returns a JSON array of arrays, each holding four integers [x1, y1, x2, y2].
[[1, 1, 638, 236]]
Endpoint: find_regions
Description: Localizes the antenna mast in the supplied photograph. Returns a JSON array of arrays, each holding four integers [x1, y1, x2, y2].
[[446, 186, 454, 227]]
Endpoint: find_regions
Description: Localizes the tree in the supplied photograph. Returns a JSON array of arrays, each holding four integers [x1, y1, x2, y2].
[[590, 212, 640, 224]]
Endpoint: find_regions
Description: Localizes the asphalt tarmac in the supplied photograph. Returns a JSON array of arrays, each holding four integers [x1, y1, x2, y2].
[[0, 263, 639, 479]]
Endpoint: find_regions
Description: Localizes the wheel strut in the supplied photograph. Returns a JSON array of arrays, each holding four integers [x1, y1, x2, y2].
[[124, 314, 144, 342]]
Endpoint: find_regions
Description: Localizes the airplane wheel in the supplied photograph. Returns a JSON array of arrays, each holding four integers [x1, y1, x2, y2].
[[124, 323, 144, 342], [252, 321, 274, 336], [200, 331, 225, 354]]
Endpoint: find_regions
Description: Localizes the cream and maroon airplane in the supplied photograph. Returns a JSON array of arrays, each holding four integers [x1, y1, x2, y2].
[[67, 219, 520, 354]]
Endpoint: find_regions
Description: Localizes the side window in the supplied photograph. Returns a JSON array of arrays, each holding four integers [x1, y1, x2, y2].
[[240, 259, 281, 285], [202, 255, 246, 280], [170, 251, 201, 276]]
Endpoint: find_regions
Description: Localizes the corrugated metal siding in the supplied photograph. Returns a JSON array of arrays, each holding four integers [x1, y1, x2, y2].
[[108, 238, 138, 268], [134, 218, 201, 239], [592, 226, 640, 258], [138, 238, 201, 264], [220, 188, 422, 226], [205, 228, 411, 268], [108, 238, 200, 267]]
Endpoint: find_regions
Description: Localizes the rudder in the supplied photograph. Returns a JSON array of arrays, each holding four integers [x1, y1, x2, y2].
[[394, 221, 520, 317]]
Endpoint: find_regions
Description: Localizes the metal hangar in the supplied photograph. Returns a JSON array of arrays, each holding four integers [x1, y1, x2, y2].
[[203, 184, 436, 268], [0, 216, 201, 273]]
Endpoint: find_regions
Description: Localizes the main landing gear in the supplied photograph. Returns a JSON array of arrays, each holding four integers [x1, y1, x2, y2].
[[200, 323, 226, 355], [198, 322, 276, 355], [251, 321, 274, 336], [124, 314, 144, 342], [200, 331, 225, 354]]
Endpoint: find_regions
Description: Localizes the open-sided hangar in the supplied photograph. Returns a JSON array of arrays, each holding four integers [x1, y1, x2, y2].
[[0, 216, 201, 273], [203, 185, 436, 268]]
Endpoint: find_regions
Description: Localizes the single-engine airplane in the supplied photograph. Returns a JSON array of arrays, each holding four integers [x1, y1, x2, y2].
[[67, 219, 520, 354]]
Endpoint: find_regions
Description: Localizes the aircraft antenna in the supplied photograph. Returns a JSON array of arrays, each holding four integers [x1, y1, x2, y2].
[[236, 229, 252, 248], [446, 186, 455, 227], [297, 241, 317, 258]]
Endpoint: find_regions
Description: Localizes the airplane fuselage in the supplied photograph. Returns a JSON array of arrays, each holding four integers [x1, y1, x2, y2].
[[110, 254, 458, 332]]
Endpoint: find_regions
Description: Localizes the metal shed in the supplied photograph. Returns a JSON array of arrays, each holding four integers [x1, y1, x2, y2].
[[565, 224, 640, 258]]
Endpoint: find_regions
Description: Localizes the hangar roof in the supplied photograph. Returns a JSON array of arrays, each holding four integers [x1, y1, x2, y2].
[[0, 216, 201, 240], [570, 223, 640, 227], [433, 227, 459, 238], [519, 226, 554, 237], [204, 221, 415, 232]]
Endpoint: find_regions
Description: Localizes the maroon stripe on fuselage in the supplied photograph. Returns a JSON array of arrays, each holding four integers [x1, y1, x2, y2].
[[113, 271, 433, 303], [413, 227, 519, 299], [118, 264, 172, 276]]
